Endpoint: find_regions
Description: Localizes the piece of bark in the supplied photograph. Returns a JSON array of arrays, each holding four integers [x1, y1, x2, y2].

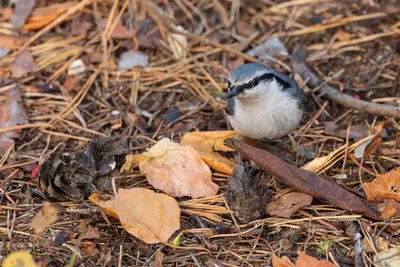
[[291, 47, 400, 117], [224, 139, 382, 221]]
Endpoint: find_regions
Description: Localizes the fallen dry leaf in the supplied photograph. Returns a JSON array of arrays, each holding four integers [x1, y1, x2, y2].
[[364, 167, 400, 202], [63, 74, 81, 91], [11, 50, 37, 78], [167, 25, 188, 59], [336, 29, 352, 41], [323, 122, 370, 139], [362, 236, 389, 253], [121, 138, 219, 198], [180, 131, 237, 175], [31, 202, 62, 235], [89, 188, 180, 244], [23, 2, 76, 31], [226, 139, 381, 221], [0, 8, 14, 22], [150, 251, 164, 267], [237, 20, 259, 37], [11, 0, 36, 29], [82, 224, 101, 240], [0, 35, 25, 50], [381, 200, 400, 220], [272, 251, 336, 267], [98, 19, 135, 39], [272, 253, 294, 267], [266, 192, 313, 218], [199, 152, 236, 175], [181, 131, 236, 152], [295, 251, 336, 267], [71, 14, 93, 36], [2, 251, 38, 267], [363, 133, 382, 158], [374, 248, 400, 267], [0, 86, 28, 156]]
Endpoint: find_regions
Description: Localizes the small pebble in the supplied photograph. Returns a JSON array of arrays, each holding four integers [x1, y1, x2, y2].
[[164, 108, 181, 124], [310, 15, 323, 24]]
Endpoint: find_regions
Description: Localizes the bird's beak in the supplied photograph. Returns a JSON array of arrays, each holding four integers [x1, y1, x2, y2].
[[225, 88, 240, 99]]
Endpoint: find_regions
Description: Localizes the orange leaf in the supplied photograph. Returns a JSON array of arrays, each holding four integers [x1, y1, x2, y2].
[[23, 2, 76, 31], [181, 130, 237, 152], [88, 193, 119, 219], [364, 134, 382, 157], [89, 188, 180, 244], [381, 200, 400, 220], [0, 35, 25, 50], [199, 151, 236, 175], [180, 131, 237, 174], [121, 138, 219, 198], [31, 202, 62, 235], [296, 251, 336, 267], [364, 167, 400, 201], [272, 253, 294, 267]]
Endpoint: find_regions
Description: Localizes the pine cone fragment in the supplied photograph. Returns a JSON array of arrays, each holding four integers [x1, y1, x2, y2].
[[224, 161, 269, 224], [38, 136, 128, 201]]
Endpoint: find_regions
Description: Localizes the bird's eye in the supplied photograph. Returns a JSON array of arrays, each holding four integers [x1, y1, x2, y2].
[[252, 80, 259, 86]]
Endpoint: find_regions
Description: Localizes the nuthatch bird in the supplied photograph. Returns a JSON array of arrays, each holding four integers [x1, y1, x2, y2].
[[225, 63, 307, 140]]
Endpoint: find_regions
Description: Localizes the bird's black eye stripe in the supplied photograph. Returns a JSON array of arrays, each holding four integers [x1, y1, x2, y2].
[[228, 80, 231, 91], [236, 73, 292, 92], [255, 73, 291, 89]]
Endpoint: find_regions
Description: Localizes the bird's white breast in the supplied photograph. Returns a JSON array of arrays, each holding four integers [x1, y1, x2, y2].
[[228, 80, 303, 139]]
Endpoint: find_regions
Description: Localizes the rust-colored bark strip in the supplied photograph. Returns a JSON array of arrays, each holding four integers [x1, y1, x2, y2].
[[225, 139, 382, 221]]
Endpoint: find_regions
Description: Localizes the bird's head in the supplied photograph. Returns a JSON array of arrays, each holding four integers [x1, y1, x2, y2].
[[225, 63, 296, 100]]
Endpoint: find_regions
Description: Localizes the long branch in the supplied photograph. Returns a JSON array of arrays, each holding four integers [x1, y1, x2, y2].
[[291, 47, 400, 117]]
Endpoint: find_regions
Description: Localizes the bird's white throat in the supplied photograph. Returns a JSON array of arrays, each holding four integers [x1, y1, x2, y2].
[[228, 79, 303, 139]]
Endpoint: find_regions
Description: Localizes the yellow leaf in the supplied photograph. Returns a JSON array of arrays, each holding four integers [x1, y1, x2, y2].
[[2, 251, 38, 267], [180, 131, 237, 174], [120, 154, 148, 173], [181, 130, 237, 153], [89, 188, 180, 244], [199, 152, 236, 175], [31, 202, 61, 235], [301, 155, 330, 173]]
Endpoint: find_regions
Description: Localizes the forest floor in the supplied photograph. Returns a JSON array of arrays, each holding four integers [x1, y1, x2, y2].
[[0, 0, 400, 266]]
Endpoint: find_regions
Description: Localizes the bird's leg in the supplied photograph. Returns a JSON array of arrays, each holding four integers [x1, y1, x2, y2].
[[288, 134, 316, 164]]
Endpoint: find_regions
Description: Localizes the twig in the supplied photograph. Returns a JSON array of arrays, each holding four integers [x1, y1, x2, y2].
[[291, 47, 400, 117]]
